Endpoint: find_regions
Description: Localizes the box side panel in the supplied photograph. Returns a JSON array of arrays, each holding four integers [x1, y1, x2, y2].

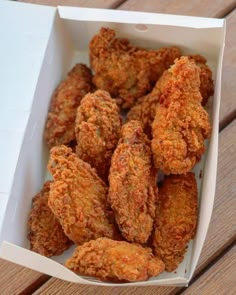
[[61, 19, 223, 63], [188, 20, 226, 280], [58, 7, 224, 29], [0, 12, 74, 246], [0, 1, 56, 199], [0, 242, 188, 286], [0, 0, 56, 112], [56, 18, 224, 283]]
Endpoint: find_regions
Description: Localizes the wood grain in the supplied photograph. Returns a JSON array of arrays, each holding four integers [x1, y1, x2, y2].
[[20, 0, 125, 9], [220, 9, 236, 129], [183, 245, 236, 295], [29, 120, 236, 294], [33, 280, 178, 295], [189, 120, 236, 277], [119, 0, 236, 17], [0, 259, 49, 295]]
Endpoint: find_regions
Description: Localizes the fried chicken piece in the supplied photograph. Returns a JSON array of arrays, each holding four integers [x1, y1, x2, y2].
[[127, 55, 213, 137], [151, 56, 211, 174], [66, 237, 165, 282], [75, 90, 121, 181], [44, 64, 93, 149], [28, 181, 72, 257], [127, 70, 171, 137], [188, 54, 214, 106], [90, 27, 181, 108], [108, 120, 158, 244], [47, 145, 117, 245], [153, 173, 198, 272]]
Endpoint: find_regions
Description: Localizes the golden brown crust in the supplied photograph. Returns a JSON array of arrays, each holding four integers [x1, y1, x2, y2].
[[28, 181, 72, 257], [90, 27, 181, 108], [127, 55, 213, 138], [75, 90, 121, 181], [44, 64, 93, 149], [151, 56, 211, 174], [153, 173, 198, 272], [108, 121, 158, 244], [127, 70, 171, 137], [65, 237, 165, 282], [47, 145, 117, 245], [188, 55, 214, 106]]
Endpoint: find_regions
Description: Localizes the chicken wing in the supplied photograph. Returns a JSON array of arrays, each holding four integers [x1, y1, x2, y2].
[[28, 181, 72, 257], [47, 145, 116, 245], [66, 237, 165, 282], [90, 27, 181, 108], [151, 56, 211, 174], [44, 64, 93, 149], [153, 173, 198, 272], [188, 54, 214, 106], [75, 90, 121, 181], [127, 70, 171, 137], [108, 120, 158, 243], [127, 55, 213, 138]]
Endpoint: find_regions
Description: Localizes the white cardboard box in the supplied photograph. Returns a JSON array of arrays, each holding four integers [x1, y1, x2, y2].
[[0, 0, 225, 287]]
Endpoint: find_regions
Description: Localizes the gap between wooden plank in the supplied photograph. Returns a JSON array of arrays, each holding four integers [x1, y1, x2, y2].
[[176, 240, 236, 295], [20, 0, 127, 9], [18, 275, 50, 295], [220, 108, 236, 131], [217, 1, 236, 17], [219, 8, 236, 130], [118, 0, 236, 18], [182, 244, 236, 294]]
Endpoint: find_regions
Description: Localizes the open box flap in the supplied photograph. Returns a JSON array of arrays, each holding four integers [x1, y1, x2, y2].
[[188, 19, 226, 280], [0, 1, 56, 227], [58, 6, 224, 29], [0, 242, 188, 286]]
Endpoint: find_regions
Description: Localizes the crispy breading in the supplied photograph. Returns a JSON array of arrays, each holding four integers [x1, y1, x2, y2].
[[75, 90, 121, 181], [188, 54, 214, 106], [28, 181, 72, 257], [151, 56, 211, 174], [65, 237, 165, 282], [153, 173, 198, 272], [108, 120, 158, 243], [44, 64, 93, 149], [90, 27, 181, 108], [127, 70, 171, 137], [47, 145, 117, 245], [127, 55, 213, 137]]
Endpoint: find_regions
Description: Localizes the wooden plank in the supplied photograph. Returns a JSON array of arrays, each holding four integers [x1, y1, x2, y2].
[[33, 280, 178, 295], [183, 245, 236, 295], [119, 0, 236, 17], [31, 119, 236, 294], [192, 119, 236, 274], [20, 0, 125, 9], [0, 259, 49, 295], [220, 9, 236, 129]]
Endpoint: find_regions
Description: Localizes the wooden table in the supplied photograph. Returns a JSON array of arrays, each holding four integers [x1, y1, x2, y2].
[[1, 0, 235, 294]]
